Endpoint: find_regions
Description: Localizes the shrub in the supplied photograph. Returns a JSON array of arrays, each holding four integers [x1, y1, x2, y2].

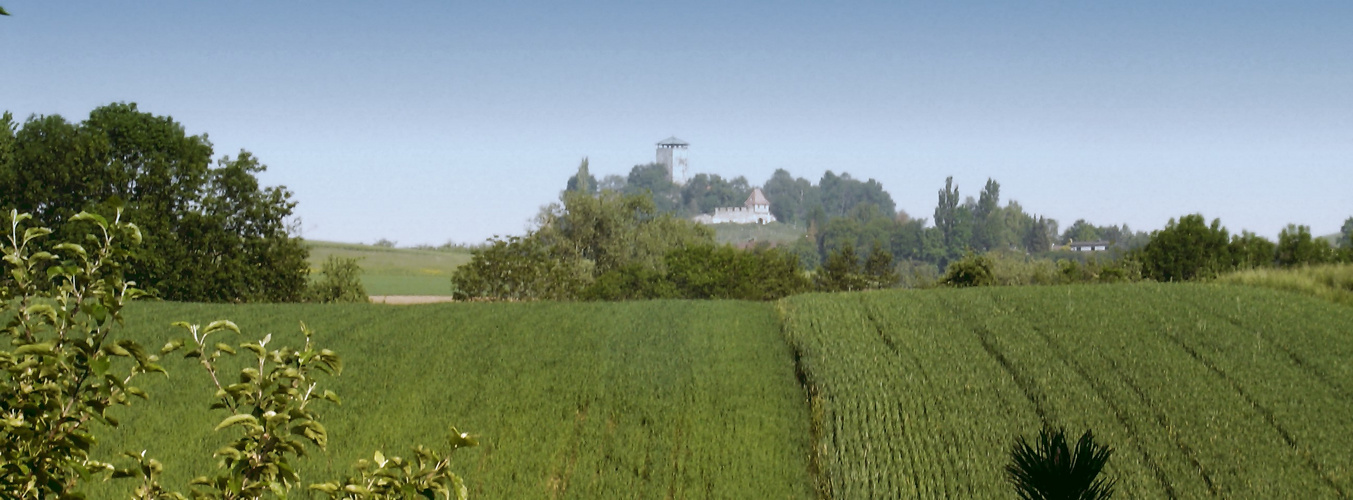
[[941, 252, 995, 287], [309, 255, 369, 303], [1137, 214, 1231, 282], [1007, 427, 1115, 500]]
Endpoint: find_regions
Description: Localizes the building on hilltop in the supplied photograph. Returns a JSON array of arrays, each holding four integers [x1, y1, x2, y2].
[[1069, 240, 1110, 252], [656, 136, 688, 185], [693, 188, 778, 225]]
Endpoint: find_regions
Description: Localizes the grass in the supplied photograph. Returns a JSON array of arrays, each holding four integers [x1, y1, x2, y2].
[[710, 222, 806, 247], [1213, 263, 1353, 306], [782, 284, 1353, 497], [77, 282, 1353, 497], [305, 240, 470, 295], [89, 300, 816, 499]]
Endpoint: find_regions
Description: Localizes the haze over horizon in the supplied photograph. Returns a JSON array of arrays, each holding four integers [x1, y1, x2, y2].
[[3, 1, 1350, 246]]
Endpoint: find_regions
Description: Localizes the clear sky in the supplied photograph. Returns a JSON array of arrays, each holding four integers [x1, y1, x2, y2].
[[3, 1, 1350, 245]]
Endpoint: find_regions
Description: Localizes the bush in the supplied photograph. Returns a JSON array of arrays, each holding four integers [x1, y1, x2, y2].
[[309, 255, 369, 303], [1007, 427, 1115, 500], [941, 252, 995, 287], [1137, 214, 1231, 282]]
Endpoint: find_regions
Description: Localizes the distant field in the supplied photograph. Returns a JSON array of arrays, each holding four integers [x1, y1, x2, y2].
[[305, 240, 470, 295], [92, 301, 816, 499], [782, 284, 1353, 498], [711, 222, 806, 246]]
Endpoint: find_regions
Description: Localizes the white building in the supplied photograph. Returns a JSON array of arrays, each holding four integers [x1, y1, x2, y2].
[[1069, 240, 1110, 252], [693, 188, 778, 225], [655, 136, 689, 185]]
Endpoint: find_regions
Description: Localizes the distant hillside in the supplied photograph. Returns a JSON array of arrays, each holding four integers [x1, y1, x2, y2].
[[305, 240, 470, 295], [711, 222, 806, 247]]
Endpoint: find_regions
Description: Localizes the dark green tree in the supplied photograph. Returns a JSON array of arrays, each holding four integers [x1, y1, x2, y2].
[[623, 163, 680, 212], [1061, 219, 1102, 245], [816, 243, 867, 292], [1276, 224, 1333, 267], [1026, 216, 1054, 253], [565, 157, 597, 195], [0, 103, 307, 302], [1230, 231, 1275, 270], [863, 240, 899, 289], [1340, 217, 1353, 249], [1137, 214, 1231, 282], [680, 173, 751, 216], [973, 178, 1011, 251]]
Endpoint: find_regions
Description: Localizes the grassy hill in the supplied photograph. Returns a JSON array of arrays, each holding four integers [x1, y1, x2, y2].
[[711, 222, 806, 247], [82, 283, 1353, 498], [305, 240, 471, 295], [92, 300, 815, 499]]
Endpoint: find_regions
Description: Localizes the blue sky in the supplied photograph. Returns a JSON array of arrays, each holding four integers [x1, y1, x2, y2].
[[3, 1, 1350, 245]]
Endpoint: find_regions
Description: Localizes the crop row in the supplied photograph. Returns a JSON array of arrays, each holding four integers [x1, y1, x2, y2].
[[782, 283, 1353, 498]]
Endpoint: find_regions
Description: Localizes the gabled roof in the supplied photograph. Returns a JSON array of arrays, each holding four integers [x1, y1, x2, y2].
[[656, 136, 688, 146], [744, 187, 770, 207]]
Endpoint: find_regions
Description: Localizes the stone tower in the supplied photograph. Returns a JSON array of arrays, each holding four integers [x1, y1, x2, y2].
[[655, 136, 688, 185]]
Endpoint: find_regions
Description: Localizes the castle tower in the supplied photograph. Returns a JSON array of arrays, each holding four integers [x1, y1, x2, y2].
[[656, 136, 689, 185]]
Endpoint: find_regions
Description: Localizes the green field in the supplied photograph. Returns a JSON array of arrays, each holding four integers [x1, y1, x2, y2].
[[93, 300, 815, 499], [305, 240, 471, 295], [82, 283, 1353, 498], [711, 222, 806, 247], [782, 284, 1353, 498]]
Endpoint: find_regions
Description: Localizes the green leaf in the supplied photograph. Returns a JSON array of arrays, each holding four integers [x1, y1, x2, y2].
[[215, 342, 237, 355], [14, 342, 55, 357], [160, 339, 185, 354], [125, 222, 143, 245], [71, 211, 107, 226], [22, 304, 58, 325], [52, 242, 87, 259], [204, 320, 240, 335], [22, 226, 52, 243], [91, 356, 111, 376], [214, 413, 258, 431]]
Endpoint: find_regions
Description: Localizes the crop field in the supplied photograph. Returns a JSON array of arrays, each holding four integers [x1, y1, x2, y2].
[[781, 283, 1353, 498], [92, 300, 815, 499], [306, 240, 470, 295]]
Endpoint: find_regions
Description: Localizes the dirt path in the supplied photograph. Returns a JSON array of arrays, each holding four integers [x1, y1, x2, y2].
[[369, 295, 458, 305]]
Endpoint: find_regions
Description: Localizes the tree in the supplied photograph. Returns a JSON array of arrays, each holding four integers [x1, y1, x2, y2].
[[564, 157, 597, 195], [680, 173, 750, 216], [0, 103, 308, 302], [1026, 216, 1053, 253], [623, 163, 680, 212], [1230, 231, 1275, 270], [1276, 224, 1333, 267], [1061, 219, 1102, 245], [973, 178, 1011, 251], [863, 241, 899, 289], [1007, 427, 1115, 500], [1341, 217, 1353, 249], [1137, 214, 1231, 282], [816, 243, 867, 292]]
